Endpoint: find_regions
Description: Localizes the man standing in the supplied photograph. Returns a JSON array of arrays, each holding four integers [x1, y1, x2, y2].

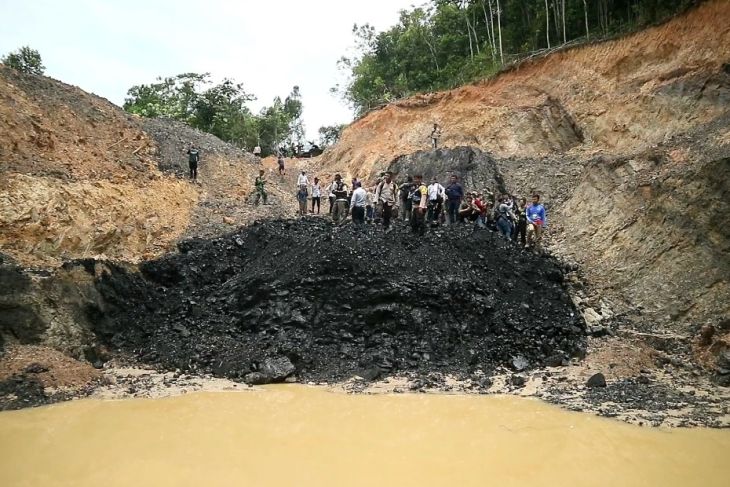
[[410, 175, 428, 235], [444, 175, 464, 225], [187, 145, 200, 181], [297, 170, 309, 188], [254, 169, 267, 205], [331, 174, 349, 224], [253, 145, 262, 159], [296, 184, 308, 216], [311, 177, 322, 214], [430, 123, 442, 149], [526, 194, 547, 249], [427, 177, 445, 225], [399, 176, 414, 223], [277, 154, 286, 175], [375, 171, 398, 232], [513, 197, 528, 246], [495, 195, 515, 239], [349, 181, 367, 226]]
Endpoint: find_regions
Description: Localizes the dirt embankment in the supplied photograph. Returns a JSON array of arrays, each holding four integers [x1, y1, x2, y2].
[[317, 0, 730, 339]]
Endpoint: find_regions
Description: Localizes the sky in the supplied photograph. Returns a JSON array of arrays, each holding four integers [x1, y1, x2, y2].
[[0, 0, 416, 140]]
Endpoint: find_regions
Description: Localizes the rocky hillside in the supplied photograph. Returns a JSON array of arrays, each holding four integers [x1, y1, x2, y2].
[[0, 66, 296, 268], [318, 0, 730, 335]]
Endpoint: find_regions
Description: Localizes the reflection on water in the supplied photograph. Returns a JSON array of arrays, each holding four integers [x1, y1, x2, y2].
[[0, 386, 728, 487]]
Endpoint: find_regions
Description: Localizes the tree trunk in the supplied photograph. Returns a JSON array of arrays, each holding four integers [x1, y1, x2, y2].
[[482, 0, 495, 58], [583, 0, 590, 40], [561, 0, 566, 44], [489, 0, 497, 54], [496, 0, 503, 64], [545, 0, 551, 49], [472, 8, 481, 54]]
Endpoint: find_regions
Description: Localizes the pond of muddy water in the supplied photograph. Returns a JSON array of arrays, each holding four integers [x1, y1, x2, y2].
[[0, 386, 728, 486]]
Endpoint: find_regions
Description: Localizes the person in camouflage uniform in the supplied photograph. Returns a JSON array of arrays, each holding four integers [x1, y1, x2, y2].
[[254, 169, 267, 205]]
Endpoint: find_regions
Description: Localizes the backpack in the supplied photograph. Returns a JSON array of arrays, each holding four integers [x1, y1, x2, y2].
[[188, 149, 199, 163]]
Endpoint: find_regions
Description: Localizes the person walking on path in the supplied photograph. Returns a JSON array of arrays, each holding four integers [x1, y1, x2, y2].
[[254, 169, 267, 205], [410, 175, 428, 235], [349, 181, 368, 226], [331, 174, 349, 224], [277, 154, 286, 175], [526, 194, 547, 249], [296, 185, 309, 217], [444, 175, 464, 225], [375, 171, 398, 232], [187, 145, 200, 181], [311, 177, 322, 214], [430, 123, 442, 149]]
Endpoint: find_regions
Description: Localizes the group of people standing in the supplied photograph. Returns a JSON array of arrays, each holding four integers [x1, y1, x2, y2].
[[251, 164, 547, 249]]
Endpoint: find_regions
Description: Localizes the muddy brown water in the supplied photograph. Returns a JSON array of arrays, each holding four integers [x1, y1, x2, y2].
[[0, 386, 728, 487]]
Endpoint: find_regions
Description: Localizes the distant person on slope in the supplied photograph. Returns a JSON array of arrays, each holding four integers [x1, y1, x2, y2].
[[253, 145, 262, 159], [526, 194, 547, 249], [445, 174, 464, 225], [349, 181, 367, 226], [186, 145, 200, 181], [331, 174, 349, 224], [311, 177, 322, 214], [254, 169, 267, 205], [430, 123, 442, 149], [278, 154, 286, 175], [410, 175, 428, 235], [374, 171, 398, 232]]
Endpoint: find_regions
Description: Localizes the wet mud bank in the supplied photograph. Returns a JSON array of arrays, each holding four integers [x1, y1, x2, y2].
[[89, 219, 586, 384]]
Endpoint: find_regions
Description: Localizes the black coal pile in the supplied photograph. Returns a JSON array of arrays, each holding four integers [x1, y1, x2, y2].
[[90, 219, 585, 384]]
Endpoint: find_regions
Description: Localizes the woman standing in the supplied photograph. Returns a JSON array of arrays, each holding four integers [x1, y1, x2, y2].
[[311, 177, 322, 214]]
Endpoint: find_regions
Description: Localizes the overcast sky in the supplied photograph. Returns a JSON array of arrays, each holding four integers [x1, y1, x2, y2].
[[0, 0, 416, 140]]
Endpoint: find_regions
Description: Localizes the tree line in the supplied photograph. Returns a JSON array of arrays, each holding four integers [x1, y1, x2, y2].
[[336, 0, 699, 115], [123, 74, 310, 157]]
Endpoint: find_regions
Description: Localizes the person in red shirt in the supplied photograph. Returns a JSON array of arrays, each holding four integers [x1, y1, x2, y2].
[[473, 193, 488, 228]]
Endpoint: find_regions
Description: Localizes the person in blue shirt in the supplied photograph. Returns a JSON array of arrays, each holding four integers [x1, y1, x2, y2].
[[526, 194, 547, 249], [444, 174, 464, 225]]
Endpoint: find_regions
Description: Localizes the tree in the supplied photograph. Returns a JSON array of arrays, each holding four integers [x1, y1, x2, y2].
[[1, 46, 45, 75], [318, 124, 346, 147], [124, 74, 305, 156]]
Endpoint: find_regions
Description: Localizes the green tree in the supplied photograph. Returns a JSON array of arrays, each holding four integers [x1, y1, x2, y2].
[[318, 124, 346, 147], [1, 46, 45, 75]]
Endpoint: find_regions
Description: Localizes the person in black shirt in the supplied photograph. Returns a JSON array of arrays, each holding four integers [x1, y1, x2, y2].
[[186, 145, 200, 181]]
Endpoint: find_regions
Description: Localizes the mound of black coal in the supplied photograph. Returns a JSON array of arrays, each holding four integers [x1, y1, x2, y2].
[[91, 219, 585, 383]]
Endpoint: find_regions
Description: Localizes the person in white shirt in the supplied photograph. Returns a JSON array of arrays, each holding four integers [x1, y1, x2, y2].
[[427, 177, 445, 224], [311, 177, 322, 214], [253, 145, 262, 158], [349, 181, 368, 225], [297, 171, 309, 188]]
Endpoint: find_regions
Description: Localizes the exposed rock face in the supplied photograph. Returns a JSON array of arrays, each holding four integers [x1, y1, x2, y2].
[[387, 147, 507, 195], [89, 219, 586, 382]]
